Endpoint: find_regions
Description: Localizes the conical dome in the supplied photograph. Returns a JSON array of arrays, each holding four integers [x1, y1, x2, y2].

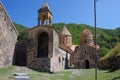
[[80, 29, 93, 46], [81, 29, 92, 36], [60, 26, 71, 35]]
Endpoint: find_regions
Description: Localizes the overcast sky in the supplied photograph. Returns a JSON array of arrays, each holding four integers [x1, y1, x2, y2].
[[1, 0, 120, 29]]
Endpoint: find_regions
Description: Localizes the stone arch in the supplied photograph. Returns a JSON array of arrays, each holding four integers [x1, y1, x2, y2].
[[37, 32, 49, 58], [85, 60, 90, 69], [38, 13, 52, 26]]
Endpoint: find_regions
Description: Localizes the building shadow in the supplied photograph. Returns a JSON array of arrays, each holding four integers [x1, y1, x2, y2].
[[112, 76, 120, 80], [106, 68, 119, 73], [12, 41, 27, 66]]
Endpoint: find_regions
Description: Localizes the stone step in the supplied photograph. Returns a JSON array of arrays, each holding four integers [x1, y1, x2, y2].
[[15, 76, 29, 80], [14, 73, 28, 76]]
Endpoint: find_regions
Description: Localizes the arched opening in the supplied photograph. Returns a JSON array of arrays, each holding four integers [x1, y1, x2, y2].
[[12, 41, 27, 66], [85, 60, 90, 69], [37, 32, 49, 58]]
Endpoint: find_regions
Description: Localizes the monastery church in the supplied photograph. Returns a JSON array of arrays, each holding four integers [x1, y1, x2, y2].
[[0, 1, 99, 72]]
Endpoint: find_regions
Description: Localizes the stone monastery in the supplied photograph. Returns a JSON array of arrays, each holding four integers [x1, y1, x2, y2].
[[0, 1, 99, 72]]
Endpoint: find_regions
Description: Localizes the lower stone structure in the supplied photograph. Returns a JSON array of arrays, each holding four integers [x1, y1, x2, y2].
[[29, 58, 51, 72], [73, 45, 98, 69], [29, 57, 66, 72]]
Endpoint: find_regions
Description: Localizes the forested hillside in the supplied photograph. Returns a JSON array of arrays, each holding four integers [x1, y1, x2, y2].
[[53, 23, 120, 57], [14, 23, 28, 40], [13, 22, 120, 57], [101, 43, 120, 60]]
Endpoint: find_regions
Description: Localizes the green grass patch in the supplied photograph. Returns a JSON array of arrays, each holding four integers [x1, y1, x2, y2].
[[0, 66, 120, 80], [0, 66, 14, 80]]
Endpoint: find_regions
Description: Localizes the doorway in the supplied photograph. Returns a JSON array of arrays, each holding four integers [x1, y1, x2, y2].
[[85, 60, 90, 69]]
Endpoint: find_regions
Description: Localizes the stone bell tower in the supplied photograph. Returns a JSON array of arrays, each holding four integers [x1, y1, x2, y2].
[[38, 1, 52, 26], [27, 1, 69, 72]]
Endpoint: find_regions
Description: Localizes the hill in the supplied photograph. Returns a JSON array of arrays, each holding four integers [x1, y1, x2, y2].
[[53, 23, 120, 57], [14, 22, 28, 40], [101, 43, 120, 60], [13, 22, 120, 57]]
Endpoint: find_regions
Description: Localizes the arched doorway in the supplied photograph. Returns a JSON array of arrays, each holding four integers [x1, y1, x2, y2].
[[85, 60, 90, 69], [37, 32, 49, 58]]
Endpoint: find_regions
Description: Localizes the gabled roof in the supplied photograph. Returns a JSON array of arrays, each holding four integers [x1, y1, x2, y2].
[[59, 44, 73, 54], [60, 26, 71, 36]]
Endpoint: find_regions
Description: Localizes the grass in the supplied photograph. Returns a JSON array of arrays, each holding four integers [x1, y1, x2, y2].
[[0, 66, 120, 80], [0, 66, 14, 80]]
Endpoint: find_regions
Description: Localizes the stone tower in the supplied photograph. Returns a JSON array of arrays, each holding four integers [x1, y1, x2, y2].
[[80, 29, 94, 46], [59, 26, 72, 46], [38, 1, 52, 26]]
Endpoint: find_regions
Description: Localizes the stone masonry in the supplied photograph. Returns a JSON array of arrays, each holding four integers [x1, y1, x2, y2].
[[27, 26, 67, 72], [0, 2, 18, 67], [73, 29, 99, 69]]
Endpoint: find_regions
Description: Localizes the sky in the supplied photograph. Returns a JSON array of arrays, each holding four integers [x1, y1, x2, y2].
[[1, 0, 120, 29]]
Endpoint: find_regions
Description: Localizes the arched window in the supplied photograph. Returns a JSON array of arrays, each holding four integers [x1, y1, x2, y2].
[[37, 32, 49, 58]]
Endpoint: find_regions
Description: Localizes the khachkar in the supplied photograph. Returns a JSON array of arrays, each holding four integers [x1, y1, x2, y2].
[[0, 1, 18, 67]]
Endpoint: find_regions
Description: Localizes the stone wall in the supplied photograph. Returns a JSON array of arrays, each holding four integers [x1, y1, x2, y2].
[[74, 45, 99, 69], [50, 58, 62, 72], [0, 3, 18, 67], [59, 35, 72, 46], [28, 57, 65, 72], [53, 47, 66, 70], [27, 26, 54, 66], [29, 58, 51, 72]]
